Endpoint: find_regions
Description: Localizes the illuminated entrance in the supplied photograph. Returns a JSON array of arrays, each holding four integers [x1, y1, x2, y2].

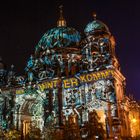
[[14, 93, 44, 137]]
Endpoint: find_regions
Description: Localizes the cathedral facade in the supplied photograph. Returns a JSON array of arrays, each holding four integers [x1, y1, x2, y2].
[[0, 8, 139, 139]]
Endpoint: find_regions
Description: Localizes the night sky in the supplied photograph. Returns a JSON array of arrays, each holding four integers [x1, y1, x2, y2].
[[0, 0, 140, 100]]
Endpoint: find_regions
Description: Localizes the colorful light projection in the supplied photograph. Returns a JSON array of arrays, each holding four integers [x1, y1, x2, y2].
[[14, 68, 116, 129], [62, 79, 116, 118], [36, 27, 81, 49], [16, 69, 114, 94], [14, 90, 46, 131]]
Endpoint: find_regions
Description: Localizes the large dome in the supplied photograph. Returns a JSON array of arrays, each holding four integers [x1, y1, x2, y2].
[[84, 19, 110, 36], [36, 26, 81, 50]]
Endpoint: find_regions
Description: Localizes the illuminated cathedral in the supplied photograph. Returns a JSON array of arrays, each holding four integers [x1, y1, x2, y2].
[[0, 7, 140, 139]]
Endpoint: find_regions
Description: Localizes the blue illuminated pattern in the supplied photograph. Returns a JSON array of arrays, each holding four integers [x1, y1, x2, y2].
[[36, 27, 81, 51], [84, 20, 110, 35]]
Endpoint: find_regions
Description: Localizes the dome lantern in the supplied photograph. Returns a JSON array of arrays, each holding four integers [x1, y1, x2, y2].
[[57, 5, 67, 27], [92, 11, 97, 20]]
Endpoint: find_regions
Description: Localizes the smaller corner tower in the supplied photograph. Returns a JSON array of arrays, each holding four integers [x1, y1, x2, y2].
[[81, 12, 126, 138]]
